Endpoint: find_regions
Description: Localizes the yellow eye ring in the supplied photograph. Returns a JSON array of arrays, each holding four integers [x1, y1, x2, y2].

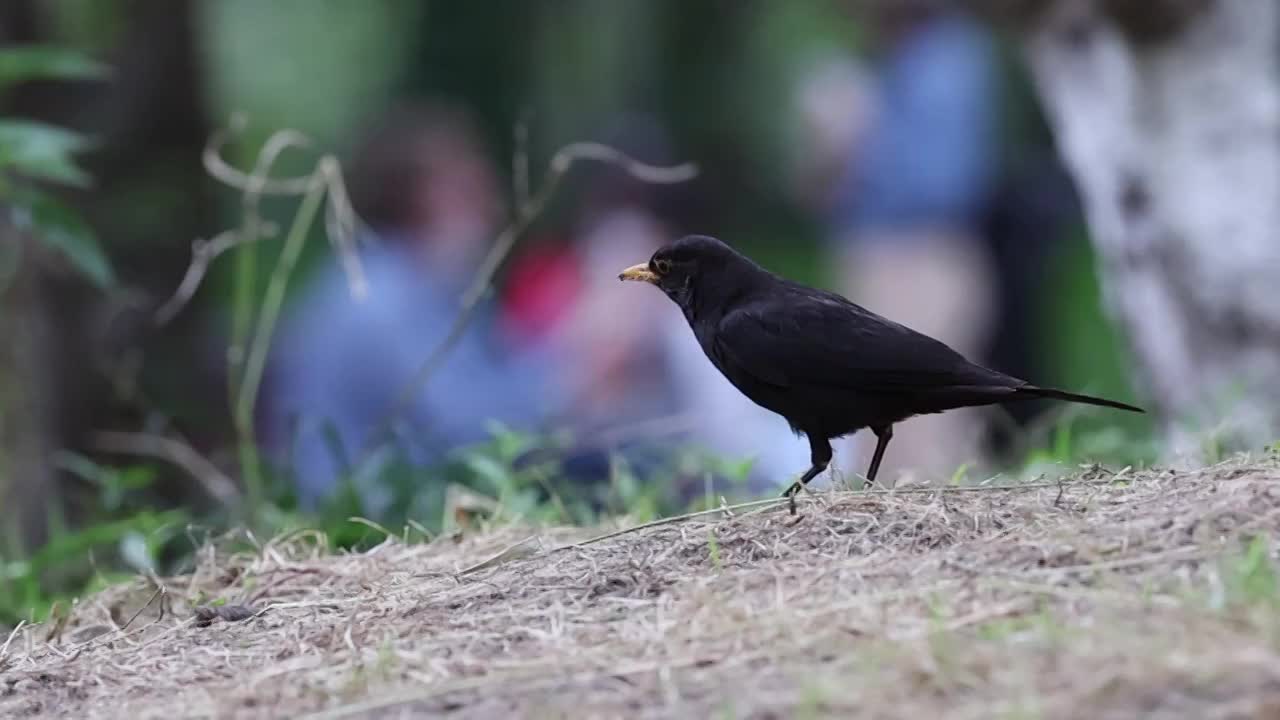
[[653, 258, 672, 274]]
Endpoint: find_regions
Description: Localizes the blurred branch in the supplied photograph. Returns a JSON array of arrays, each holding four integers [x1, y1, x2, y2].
[[589, 412, 700, 447], [234, 165, 328, 443], [154, 230, 260, 326], [460, 141, 698, 310], [546, 142, 700, 184], [224, 123, 316, 519], [157, 116, 369, 521], [226, 125, 313, 387], [165, 116, 697, 514], [355, 136, 698, 477], [200, 114, 313, 195], [158, 117, 367, 326], [92, 430, 242, 506], [320, 157, 367, 300], [513, 109, 532, 209]]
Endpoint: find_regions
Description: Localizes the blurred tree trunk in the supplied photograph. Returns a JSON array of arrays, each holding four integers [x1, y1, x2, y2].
[[0, 3, 54, 551], [0, 0, 216, 543], [0, 234, 58, 550], [991, 0, 1280, 457]]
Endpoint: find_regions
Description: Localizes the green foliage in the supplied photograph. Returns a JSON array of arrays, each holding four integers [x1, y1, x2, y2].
[[54, 451, 156, 513], [0, 120, 94, 187], [0, 45, 113, 288], [1040, 232, 1149, 443], [0, 450, 192, 626], [288, 424, 749, 549], [0, 417, 755, 628], [1017, 411, 1157, 477], [1217, 535, 1279, 612], [5, 184, 113, 287], [0, 45, 109, 88], [0, 399, 1157, 630], [707, 528, 722, 571], [0, 508, 187, 626], [0, 44, 123, 627]]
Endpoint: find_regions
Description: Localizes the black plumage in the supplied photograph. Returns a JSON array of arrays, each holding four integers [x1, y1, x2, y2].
[[618, 235, 1143, 499]]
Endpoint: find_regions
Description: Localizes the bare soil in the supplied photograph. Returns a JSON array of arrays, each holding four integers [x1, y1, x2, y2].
[[5, 455, 1280, 719]]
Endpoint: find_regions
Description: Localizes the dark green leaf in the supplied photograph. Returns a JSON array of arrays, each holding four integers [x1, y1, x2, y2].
[[24, 510, 188, 576], [0, 46, 110, 91], [9, 187, 114, 288], [0, 119, 95, 187]]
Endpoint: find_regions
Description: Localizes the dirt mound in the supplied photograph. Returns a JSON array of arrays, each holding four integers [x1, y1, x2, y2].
[[5, 456, 1280, 719]]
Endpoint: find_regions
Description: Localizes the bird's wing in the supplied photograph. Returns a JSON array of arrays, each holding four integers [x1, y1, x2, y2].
[[713, 292, 1016, 395]]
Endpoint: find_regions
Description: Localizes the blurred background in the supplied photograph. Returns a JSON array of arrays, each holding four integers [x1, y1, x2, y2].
[[16, 0, 1272, 625]]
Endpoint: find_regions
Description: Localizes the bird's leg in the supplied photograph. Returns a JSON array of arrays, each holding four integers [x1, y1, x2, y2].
[[781, 436, 833, 499], [864, 425, 893, 488]]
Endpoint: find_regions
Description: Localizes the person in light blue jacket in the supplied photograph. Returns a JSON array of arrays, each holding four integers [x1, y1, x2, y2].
[[824, 2, 1003, 483], [263, 103, 558, 511]]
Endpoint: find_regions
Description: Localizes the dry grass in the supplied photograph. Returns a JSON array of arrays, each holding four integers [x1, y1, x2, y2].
[[5, 455, 1280, 719]]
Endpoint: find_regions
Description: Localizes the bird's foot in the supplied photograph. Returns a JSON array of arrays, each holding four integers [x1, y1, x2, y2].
[[782, 481, 809, 515]]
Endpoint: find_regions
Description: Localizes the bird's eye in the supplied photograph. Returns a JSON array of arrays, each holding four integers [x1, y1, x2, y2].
[[653, 258, 672, 274]]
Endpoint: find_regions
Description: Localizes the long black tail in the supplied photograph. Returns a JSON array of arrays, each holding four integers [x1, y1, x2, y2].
[[1018, 385, 1145, 413]]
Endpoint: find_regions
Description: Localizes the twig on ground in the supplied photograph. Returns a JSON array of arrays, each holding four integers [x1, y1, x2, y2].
[[118, 584, 166, 633], [457, 535, 542, 576], [7, 459, 1280, 718], [1, 620, 26, 660], [555, 497, 791, 552], [542, 475, 1143, 557]]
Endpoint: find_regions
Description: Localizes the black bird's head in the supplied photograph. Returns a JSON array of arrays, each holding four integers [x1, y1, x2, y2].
[[618, 235, 759, 314]]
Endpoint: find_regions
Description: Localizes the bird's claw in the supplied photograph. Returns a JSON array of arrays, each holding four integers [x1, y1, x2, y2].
[[782, 482, 805, 515]]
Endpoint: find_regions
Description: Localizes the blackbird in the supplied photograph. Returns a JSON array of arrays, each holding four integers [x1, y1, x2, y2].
[[618, 235, 1143, 500]]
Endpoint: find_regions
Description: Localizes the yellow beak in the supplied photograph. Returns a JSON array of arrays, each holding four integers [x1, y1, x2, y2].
[[618, 263, 659, 284]]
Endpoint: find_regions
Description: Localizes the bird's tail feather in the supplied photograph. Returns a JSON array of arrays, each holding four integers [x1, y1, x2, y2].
[[1019, 385, 1144, 413]]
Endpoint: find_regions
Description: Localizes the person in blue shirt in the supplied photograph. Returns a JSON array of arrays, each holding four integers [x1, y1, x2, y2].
[[263, 103, 557, 512], [824, 2, 1003, 484]]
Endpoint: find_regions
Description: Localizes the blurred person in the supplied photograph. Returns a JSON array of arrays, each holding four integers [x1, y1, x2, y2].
[[263, 102, 558, 511], [547, 119, 684, 434], [812, 1, 1003, 484], [502, 116, 809, 497], [500, 118, 682, 493], [976, 150, 1082, 462]]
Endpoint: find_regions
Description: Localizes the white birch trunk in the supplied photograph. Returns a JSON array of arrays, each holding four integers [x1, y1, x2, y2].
[[1018, 0, 1280, 457]]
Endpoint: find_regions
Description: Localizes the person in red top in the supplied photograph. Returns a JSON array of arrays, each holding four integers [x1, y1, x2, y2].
[[500, 116, 810, 498]]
